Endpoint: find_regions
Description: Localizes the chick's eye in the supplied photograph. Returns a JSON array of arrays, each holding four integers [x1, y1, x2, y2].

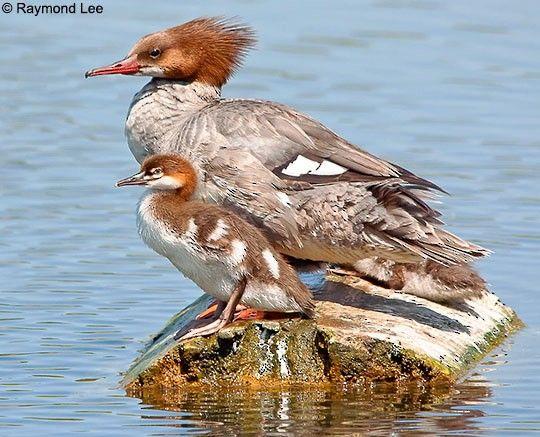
[[149, 48, 161, 59], [150, 167, 163, 176]]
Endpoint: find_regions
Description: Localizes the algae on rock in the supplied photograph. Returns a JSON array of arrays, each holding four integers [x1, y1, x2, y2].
[[122, 274, 521, 391]]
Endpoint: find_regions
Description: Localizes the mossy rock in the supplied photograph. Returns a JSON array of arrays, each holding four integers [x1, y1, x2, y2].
[[122, 274, 521, 391]]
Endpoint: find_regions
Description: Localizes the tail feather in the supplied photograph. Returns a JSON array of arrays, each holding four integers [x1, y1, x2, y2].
[[366, 177, 490, 266], [417, 229, 491, 265], [374, 226, 490, 266]]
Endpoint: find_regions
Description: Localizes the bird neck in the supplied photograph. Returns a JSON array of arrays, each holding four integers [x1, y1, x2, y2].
[[126, 79, 221, 162], [150, 188, 192, 206], [136, 78, 221, 108]]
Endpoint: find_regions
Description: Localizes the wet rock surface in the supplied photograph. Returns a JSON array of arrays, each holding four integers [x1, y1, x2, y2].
[[122, 274, 521, 391]]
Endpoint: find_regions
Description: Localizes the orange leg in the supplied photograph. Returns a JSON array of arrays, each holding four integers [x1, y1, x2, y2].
[[176, 279, 247, 341], [196, 300, 252, 320], [196, 301, 224, 320], [195, 301, 298, 324]]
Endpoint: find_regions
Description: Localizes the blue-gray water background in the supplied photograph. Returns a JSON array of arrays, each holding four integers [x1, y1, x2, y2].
[[1, 0, 539, 434]]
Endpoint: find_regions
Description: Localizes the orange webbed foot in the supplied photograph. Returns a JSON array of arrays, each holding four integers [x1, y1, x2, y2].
[[196, 302, 219, 320], [196, 301, 248, 320], [196, 301, 298, 324], [233, 309, 295, 321], [233, 308, 268, 321]]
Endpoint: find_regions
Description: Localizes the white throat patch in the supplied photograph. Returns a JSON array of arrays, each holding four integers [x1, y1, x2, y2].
[[138, 66, 166, 78], [147, 175, 182, 190]]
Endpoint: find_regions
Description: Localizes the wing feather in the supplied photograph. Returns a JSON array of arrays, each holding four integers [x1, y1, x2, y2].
[[159, 98, 488, 265], [204, 149, 302, 249]]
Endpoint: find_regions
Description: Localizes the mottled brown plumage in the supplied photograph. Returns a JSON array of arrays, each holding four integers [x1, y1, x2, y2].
[[355, 257, 486, 303], [156, 199, 314, 313], [117, 154, 314, 340]]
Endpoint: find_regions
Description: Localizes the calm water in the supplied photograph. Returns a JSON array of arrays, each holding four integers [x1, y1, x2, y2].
[[1, 0, 539, 434]]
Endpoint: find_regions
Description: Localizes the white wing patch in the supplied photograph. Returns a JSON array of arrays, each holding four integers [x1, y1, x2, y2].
[[281, 155, 347, 177], [229, 239, 247, 265], [316, 160, 348, 175], [262, 249, 280, 279], [207, 219, 229, 241], [276, 192, 292, 207], [185, 218, 198, 239]]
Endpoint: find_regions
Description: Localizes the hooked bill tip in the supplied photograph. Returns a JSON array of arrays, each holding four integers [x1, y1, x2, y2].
[[84, 68, 98, 78]]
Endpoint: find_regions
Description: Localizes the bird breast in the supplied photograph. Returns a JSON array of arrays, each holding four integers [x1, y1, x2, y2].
[[135, 194, 306, 313], [136, 193, 237, 300]]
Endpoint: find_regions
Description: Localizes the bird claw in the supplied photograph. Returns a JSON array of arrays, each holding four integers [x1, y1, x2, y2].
[[174, 317, 229, 342]]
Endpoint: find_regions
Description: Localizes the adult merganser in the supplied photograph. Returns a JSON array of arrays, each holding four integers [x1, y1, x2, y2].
[[116, 154, 315, 340], [87, 17, 489, 298]]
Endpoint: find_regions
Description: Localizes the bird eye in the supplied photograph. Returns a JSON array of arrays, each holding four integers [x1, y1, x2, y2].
[[149, 48, 161, 59], [150, 167, 163, 176]]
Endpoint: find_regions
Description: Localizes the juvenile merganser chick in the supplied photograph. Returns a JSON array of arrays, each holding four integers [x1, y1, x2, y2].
[[87, 17, 490, 301], [353, 258, 486, 303], [116, 154, 315, 341]]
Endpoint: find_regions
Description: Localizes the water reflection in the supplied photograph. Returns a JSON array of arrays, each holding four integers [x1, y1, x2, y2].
[[129, 379, 492, 435]]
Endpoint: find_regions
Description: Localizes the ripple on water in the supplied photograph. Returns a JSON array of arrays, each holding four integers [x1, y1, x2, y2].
[[0, 0, 539, 435]]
